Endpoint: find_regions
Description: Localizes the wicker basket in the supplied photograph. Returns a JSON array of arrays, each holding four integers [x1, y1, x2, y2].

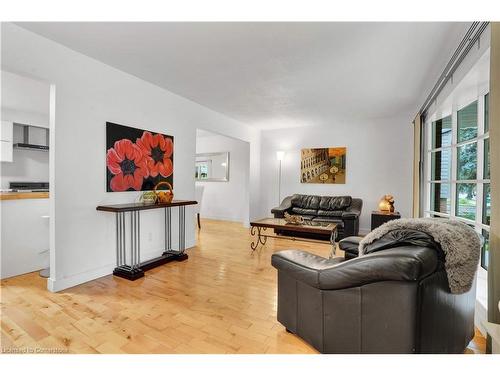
[[154, 181, 174, 204]]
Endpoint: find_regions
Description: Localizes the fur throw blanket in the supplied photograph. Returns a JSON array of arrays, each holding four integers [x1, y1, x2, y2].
[[359, 218, 481, 294]]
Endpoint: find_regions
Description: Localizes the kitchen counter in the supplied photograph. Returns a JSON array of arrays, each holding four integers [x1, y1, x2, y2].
[[0, 192, 49, 200]]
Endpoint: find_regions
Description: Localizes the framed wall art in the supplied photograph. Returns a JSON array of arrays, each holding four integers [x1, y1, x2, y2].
[[106, 122, 174, 192], [300, 147, 346, 184]]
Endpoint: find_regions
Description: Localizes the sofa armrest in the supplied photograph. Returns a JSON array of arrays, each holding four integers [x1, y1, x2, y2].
[[271, 195, 294, 218], [271, 246, 438, 290], [342, 198, 362, 219]]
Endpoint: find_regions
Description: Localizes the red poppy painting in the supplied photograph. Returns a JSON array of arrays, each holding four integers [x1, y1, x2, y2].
[[106, 122, 174, 192]]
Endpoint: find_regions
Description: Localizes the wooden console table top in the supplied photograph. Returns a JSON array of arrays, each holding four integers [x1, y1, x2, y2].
[[96, 200, 197, 213]]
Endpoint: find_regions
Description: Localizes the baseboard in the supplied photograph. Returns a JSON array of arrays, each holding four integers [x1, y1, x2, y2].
[[47, 239, 197, 292], [47, 264, 113, 292]]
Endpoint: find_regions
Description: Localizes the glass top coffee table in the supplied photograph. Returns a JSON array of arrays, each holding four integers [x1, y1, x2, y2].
[[249, 218, 338, 256]]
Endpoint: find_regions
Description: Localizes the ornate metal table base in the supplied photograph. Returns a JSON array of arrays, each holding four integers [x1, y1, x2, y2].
[[250, 225, 338, 256], [250, 226, 268, 250], [112, 206, 189, 280]]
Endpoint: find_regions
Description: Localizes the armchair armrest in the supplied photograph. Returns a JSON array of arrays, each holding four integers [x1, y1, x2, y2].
[[342, 198, 362, 219], [271, 195, 294, 218], [271, 250, 344, 287], [271, 246, 437, 290]]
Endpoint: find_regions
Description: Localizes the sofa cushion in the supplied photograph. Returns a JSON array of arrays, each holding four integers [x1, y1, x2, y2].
[[317, 209, 343, 217], [292, 207, 318, 216], [319, 196, 352, 210], [291, 194, 321, 210]]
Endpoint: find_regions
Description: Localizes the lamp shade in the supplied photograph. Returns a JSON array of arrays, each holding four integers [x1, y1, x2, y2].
[[276, 150, 285, 161]]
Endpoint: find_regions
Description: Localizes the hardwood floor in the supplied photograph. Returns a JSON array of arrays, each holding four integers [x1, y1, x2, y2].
[[0, 219, 486, 354]]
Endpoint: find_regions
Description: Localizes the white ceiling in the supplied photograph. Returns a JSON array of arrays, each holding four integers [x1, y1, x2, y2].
[[17, 22, 470, 129]]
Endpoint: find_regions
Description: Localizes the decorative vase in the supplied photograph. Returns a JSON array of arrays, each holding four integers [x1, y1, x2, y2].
[[139, 191, 157, 204], [378, 194, 395, 212]]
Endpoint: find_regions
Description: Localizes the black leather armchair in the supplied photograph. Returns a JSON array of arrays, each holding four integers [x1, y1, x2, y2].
[[271, 230, 476, 354], [271, 194, 362, 240]]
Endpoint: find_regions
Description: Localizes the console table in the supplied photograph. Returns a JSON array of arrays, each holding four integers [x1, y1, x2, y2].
[[96, 200, 197, 280]]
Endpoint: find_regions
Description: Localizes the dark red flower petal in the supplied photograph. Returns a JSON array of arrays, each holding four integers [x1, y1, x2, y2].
[[163, 137, 173, 158], [110, 173, 127, 191], [158, 158, 173, 177], [106, 148, 123, 175]]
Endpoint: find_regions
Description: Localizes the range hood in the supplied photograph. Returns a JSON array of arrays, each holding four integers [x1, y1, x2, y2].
[[13, 124, 49, 151]]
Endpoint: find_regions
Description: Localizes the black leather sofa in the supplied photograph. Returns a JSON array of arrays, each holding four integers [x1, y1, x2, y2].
[[271, 229, 476, 354], [271, 194, 362, 240]]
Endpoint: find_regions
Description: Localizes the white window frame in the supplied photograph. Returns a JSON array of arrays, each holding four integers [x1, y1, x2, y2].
[[423, 85, 490, 270]]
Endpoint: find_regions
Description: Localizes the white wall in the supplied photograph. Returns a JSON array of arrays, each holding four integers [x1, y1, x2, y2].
[[196, 132, 250, 225], [1, 23, 261, 292], [260, 117, 413, 233]]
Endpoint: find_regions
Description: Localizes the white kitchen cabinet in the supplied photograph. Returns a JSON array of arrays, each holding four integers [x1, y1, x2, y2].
[[0, 140, 13, 162], [0, 121, 13, 162], [1, 197, 50, 279], [1, 121, 13, 141]]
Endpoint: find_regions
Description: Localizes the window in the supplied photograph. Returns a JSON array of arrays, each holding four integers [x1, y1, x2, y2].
[[430, 183, 451, 214], [456, 183, 476, 220], [457, 101, 478, 142], [429, 115, 452, 215], [457, 142, 477, 180], [481, 229, 489, 269], [484, 93, 489, 132], [431, 149, 451, 180], [425, 93, 490, 269], [432, 116, 452, 148], [484, 138, 490, 179], [483, 183, 490, 225]]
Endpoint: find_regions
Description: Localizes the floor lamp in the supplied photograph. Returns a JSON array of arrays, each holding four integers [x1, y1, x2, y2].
[[276, 151, 285, 205]]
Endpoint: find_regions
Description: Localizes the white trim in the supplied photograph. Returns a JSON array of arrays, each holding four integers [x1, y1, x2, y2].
[[476, 265, 488, 337], [424, 210, 450, 218], [424, 89, 490, 266]]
